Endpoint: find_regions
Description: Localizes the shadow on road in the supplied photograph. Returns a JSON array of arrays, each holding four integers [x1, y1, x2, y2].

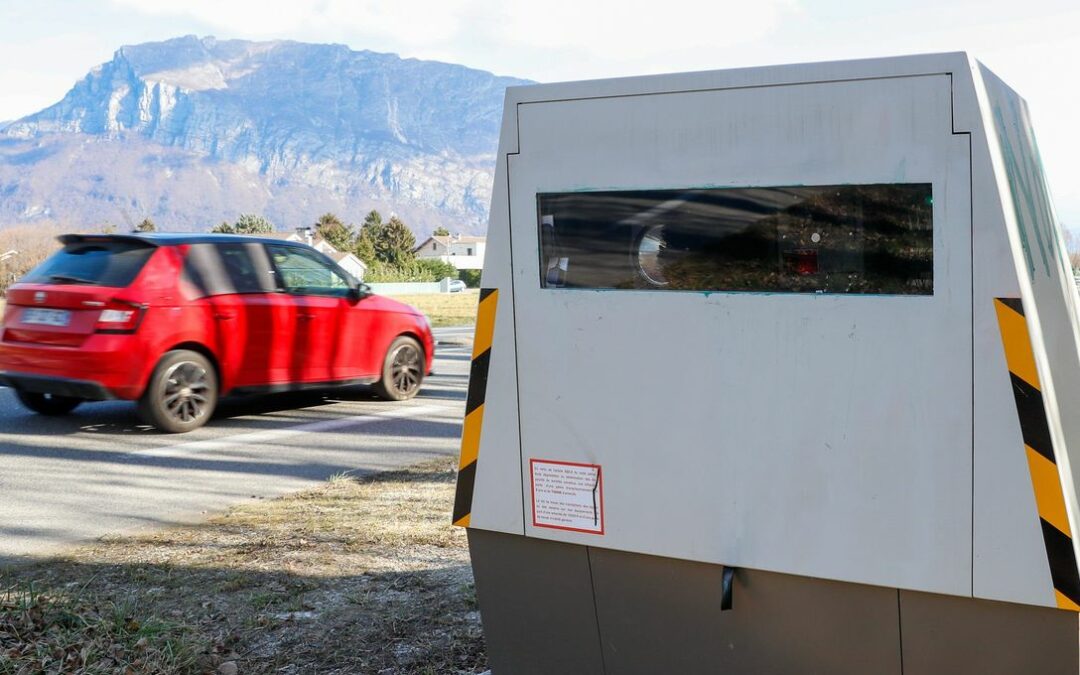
[[0, 384, 462, 437]]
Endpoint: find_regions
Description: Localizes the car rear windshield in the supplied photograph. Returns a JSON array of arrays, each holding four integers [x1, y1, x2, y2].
[[22, 240, 156, 288]]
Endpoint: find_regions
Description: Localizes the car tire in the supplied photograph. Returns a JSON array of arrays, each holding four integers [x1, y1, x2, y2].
[[15, 390, 82, 416], [372, 336, 425, 401], [138, 349, 218, 433]]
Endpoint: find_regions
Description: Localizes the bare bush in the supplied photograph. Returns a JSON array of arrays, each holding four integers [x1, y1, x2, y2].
[[0, 224, 68, 295], [1064, 228, 1080, 273]]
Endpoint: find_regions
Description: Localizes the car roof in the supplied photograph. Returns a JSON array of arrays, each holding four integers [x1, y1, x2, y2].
[[58, 233, 315, 248]]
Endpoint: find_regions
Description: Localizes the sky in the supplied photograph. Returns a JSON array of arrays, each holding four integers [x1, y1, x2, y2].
[[0, 0, 1077, 224]]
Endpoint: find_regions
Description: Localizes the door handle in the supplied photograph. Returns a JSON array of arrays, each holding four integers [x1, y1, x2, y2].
[[214, 313, 235, 321], [299, 314, 315, 321]]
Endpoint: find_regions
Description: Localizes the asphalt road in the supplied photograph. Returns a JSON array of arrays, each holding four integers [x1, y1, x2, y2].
[[0, 326, 476, 562]]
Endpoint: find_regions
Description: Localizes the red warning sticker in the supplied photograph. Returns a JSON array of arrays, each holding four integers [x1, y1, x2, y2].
[[530, 459, 604, 535]]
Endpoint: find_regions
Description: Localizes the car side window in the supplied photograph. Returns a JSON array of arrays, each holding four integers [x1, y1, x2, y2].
[[267, 245, 352, 297], [182, 243, 277, 297]]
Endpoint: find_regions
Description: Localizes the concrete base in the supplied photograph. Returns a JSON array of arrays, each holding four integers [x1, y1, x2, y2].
[[468, 529, 1080, 674]]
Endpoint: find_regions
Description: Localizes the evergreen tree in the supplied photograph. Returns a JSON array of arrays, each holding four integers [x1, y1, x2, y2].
[[135, 218, 157, 233], [378, 216, 417, 265], [433, 226, 450, 237], [354, 231, 377, 266], [234, 214, 274, 234], [354, 210, 384, 266], [211, 215, 273, 235], [314, 212, 354, 252]]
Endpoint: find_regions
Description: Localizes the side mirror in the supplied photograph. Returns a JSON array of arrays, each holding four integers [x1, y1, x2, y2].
[[348, 282, 372, 302]]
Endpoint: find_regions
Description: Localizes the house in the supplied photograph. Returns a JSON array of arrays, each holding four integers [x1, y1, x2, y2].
[[414, 234, 486, 270], [262, 229, 368, 281], [327, 251, 367, 281]]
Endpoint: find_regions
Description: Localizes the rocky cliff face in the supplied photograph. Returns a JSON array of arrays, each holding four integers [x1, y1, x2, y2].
[[0, 36, 529, 234]]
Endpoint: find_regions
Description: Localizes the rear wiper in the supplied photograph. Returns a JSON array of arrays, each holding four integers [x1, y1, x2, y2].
[[49, 274, 96, 285]]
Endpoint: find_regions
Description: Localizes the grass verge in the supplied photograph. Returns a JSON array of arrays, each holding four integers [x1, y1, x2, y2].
[[0, 458, 486, 675], [0, 295, 476, 328], [386, 291, 477, 327]]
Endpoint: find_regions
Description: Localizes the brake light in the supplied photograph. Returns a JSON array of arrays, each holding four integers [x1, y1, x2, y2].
[[94, 299, 147, 334]]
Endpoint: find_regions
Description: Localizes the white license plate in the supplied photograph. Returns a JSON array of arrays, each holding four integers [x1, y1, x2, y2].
[[22, 308, 72, 327]]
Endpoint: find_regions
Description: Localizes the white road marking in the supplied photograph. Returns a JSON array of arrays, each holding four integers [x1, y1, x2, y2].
[[129, 404, 450, 458]]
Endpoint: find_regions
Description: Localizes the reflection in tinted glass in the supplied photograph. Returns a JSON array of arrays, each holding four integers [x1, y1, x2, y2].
[[182, 243, 275, 297], [538, 184, 933, 295], [24, 241, 155, 288], [267, 245, 352, 297]]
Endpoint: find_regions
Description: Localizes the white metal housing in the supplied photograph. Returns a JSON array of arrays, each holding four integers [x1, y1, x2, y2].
[[463, 53, 1080, 610]]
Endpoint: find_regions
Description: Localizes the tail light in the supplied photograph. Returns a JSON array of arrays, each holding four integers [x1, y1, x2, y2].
[[94, 299, 147, 334]]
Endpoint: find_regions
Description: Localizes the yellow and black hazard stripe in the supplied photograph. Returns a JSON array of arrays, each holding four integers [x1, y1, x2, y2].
[[995, 297, 1080, 611], [453, 288, 498, 528]]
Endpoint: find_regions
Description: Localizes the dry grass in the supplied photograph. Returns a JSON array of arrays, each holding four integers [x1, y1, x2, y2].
[[386, 291, 478, 327], [0, 458, 486, 675]]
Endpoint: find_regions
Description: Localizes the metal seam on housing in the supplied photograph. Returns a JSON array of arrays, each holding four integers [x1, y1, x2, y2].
[[994, 297, 1080, 610], [453, 288, 498, 528]]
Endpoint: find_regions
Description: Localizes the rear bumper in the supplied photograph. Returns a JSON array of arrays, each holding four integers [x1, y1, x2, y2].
[[0, 333, 149, 399], [0, 372, 115, 400]]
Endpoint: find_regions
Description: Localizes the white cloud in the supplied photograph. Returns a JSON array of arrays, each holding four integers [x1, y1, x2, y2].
[[106, 0, 801, 78]]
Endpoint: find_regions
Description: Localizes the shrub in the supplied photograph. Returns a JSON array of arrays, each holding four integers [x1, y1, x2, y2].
[[0, 224, 67, 295], [458, 269, 482, 288]]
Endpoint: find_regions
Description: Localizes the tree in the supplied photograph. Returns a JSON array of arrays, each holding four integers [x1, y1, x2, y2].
[[433, 226, 450, 237], [354, 210, 384, 266], [354, 230, 377, 266], [212, 215, 274, 235], [363, 210, 383, 230], [135, 218, 157, 233], [315, 212, 354, 252], [234, 214, 274, 234], [377, 216, 416, 265]]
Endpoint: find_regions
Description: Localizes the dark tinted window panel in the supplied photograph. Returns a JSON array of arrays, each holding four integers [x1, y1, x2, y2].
[[23, 241, 155, 288], [182, 243, 276, 296], [538, 184, 934, 295]]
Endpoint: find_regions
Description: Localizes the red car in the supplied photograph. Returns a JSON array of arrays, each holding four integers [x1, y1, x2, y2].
[[0, 233, 434, 432]]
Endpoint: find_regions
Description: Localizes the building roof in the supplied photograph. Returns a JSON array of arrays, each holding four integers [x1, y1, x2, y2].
[[329, 251, 367, 268], [414, 234, 486, 251]]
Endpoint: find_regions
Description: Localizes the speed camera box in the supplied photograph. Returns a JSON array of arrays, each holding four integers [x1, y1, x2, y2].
[[453, 53, 1080, 674]]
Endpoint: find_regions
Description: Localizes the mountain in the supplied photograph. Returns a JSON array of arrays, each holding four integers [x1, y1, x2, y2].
[[0, 36, 531, 235]]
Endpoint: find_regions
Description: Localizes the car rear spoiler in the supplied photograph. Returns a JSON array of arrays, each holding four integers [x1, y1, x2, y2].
[[58, 234, 162, 247]]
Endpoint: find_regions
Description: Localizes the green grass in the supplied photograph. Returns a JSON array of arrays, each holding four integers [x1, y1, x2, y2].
[[0, 295, 478, 328], [0, 583, 205, 673], [387, 290, 479, 327]]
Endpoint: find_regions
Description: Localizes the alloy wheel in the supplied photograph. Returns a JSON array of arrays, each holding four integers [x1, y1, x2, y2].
[[390, 343, 422, 397], [161, 361, 211, 424]]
